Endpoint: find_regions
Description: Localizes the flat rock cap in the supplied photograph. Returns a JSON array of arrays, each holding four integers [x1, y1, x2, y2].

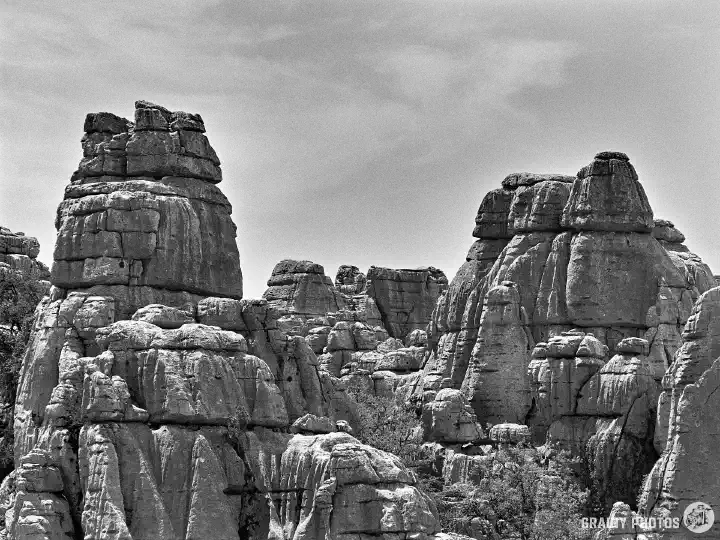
[[594, 151, 630, 161]]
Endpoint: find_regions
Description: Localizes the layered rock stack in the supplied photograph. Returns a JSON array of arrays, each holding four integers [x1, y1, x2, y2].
[[419, 153, 712, 424], [529, 333, 659, 512], [365, 266, 448, 341], [5, 102, 461, 540], [0, 228, 49, 283]]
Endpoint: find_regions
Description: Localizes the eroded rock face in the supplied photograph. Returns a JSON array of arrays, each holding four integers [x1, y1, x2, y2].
[[636, 287, 720, 538], [263, 260, 345, 317], [53, 101, 242, 318], [366, 266, 448, 341], [419, 153, 712, 428], [561, 151, 653, 233], [11, 103, 450, 540], [528, 333, 659, 513], [277, 432, 443, 539], [0, 227, 49, 283]]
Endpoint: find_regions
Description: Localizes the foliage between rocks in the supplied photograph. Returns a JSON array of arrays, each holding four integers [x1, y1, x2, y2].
[[347, 386, 592, 540], [0, 270, 46, 476]]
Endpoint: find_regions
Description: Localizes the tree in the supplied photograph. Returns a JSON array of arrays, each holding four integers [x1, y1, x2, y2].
[[344, 385, 424, 466], [435, 445, 592, 540]]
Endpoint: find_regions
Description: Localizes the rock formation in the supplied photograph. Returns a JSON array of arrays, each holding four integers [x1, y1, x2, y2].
[[5, 102, 461, 540], [633, 286, 720, 538], [413, 152, 714, 516], [365, 266, 448, 341], [0, 228, 49, 284], [419, 153, 712, 416]]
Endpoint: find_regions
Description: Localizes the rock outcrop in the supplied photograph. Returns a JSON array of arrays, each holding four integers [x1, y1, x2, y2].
[[0, 227, 49, 283], [263, 260, 345, 317], [7, 102, 457, 540], [419, 154, 712, 422], [634, 286, 720, 538], [529, 333, 659, 513]]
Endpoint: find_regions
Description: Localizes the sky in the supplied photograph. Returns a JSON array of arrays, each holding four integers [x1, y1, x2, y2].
[[1, 1, 719, 298]]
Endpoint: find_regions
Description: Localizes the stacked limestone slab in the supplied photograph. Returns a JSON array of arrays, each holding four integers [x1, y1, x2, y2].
[[5, 102, 462, 540], [419, 153, 712, 414], [414, 152, 714, 514], [0, 227, 49, 284]]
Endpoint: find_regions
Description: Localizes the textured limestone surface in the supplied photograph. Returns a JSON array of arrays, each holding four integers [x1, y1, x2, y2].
[[0, 227, 49, 283], [366, 266, 448, 341], [528, 333, 659, 512], [7, 103, 457, 540], [635, 287, 720, 538], [419, 153, 712, 421], [263, 259, 345, 318]]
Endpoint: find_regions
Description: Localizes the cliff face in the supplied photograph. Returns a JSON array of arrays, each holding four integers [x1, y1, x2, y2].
[[6, 103, 459, 540], [415, 152, 715, 513], [420, 153, 712, 413]]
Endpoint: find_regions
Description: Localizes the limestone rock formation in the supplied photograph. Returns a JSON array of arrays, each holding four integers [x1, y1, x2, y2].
[[419, 153, 712, 430], [263, 260, 345, 317], [277, 432, 443, 539], [635, 286, 720, 538], [529, 333, 659, 512], [334, 265, 366, 295], [7, 103, 459, 540], [461, 281, 532, 426], [0, 227, 49, 283], [366, 266, 448, 341]]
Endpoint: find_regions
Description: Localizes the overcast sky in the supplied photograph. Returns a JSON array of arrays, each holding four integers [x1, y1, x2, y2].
[[1, 1, 719, 297]]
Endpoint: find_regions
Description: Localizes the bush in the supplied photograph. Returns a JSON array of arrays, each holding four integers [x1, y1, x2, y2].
[[345, 386, 424, 466], [0, 269, 46, 476], [436, 445, 592, 540]]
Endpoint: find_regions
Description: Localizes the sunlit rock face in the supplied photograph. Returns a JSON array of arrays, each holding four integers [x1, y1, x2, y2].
[[418, 153, 712, 418], [8, 103, 459, 540], [635, 287, 720, 539], [0, 226, 49, 284]]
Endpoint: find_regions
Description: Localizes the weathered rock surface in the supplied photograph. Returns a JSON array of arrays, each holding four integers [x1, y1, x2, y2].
[[635, 287, 720, 538], [263, 260, 345, 318], [528, 333, 659, 513], [461, 282, 532, 425], [9, 104, 451, 540], [0, 227, 49, 283], [366, 266, 448, 340], [419, 153, 712, 441], [277, 432, 444, 539], [53, 101, 243, 316]]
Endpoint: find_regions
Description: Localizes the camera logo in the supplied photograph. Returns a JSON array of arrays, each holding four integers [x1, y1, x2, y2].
[[684, 502, 714, 533]]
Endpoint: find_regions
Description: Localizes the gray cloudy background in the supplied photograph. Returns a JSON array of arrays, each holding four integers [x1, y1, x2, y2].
[[1, 1, 718, 297]]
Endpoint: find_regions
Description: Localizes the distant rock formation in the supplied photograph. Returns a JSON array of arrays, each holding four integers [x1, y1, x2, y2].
[[0, 227, 49, 283]]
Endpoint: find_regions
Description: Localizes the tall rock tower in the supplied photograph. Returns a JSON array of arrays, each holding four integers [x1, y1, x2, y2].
[[6, 102, 453, 540]]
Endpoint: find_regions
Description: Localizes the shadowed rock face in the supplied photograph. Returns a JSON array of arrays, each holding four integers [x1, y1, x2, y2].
[[7, 103, 461, 540]]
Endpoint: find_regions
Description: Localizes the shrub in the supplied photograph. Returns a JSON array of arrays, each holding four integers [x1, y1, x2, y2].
[[0, 269, 46, 476], [345, 386, 424, 466], [437, 445, 592, 540]]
